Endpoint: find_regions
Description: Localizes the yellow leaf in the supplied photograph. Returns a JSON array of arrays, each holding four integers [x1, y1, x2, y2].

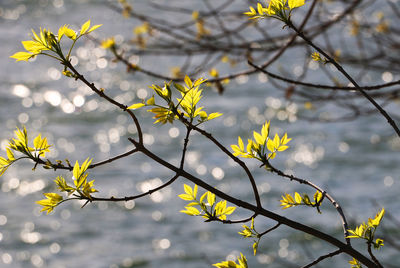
[[22, 40, 47, 53], [0, 157, 9, 166], [288, 0, 305, 9], [73, 160, 80, 180], [257, 3, 264, 15], [243, 6, 256, 16], [184, 75, 193, 88], [207, 112, 222, 120], [207, 192, 216, 206], [277, 145, 289, 152], [281, 133, 291, 144], [246, 139, 253, 154], [14, 126, 28, 146], [193, 184, 198, 199], [31, 29, 41, 43], [146, 96, 155, 105], [178, 194, 193, 201], [253, 131, 264, 146], [63, 27, 77, 40], [186, 202, 199, 207], [267, 139, 275, 152], [180, 206, 200, 216], [58, 25, 66, 40], [183, 184, 193, 196], [80, 158, 92, 174], [33, 134, 42, 149], [224, 206, 236, 215], [314, 191, 323, 203], [193, 77, 206, 87], [286, 193, 294, 203], [200, 192, 207, 204], [261, 121, 270, 140], [88, 24, 102, 34], [369, 208, 385, 228], [44, 192, 63, 202], [231, 144, 241, 155], [294, 192, 302, 204], [209, 68, 219, 77], [6, 148, 14, 161], [10, 51, 34, 62], [127, 103, 145, 110], [80, 20, 91, 35], [273, 133, 280, 148], [101, 37, 115, 49], [192, 10, 199, 20], [238, 136, 244, 151]]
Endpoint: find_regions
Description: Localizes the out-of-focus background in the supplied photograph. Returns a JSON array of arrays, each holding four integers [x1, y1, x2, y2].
[[0, 0, 399, 267]]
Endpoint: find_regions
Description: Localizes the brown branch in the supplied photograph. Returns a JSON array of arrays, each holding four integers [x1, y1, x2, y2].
[[368, 243, 384, 268], [259, 222, 281, 237], [63, 61, 144, 144], [92, 174, 180, 202]]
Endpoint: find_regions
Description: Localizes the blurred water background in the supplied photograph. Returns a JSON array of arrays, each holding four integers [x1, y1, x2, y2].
[[0, 0, 399, 267]]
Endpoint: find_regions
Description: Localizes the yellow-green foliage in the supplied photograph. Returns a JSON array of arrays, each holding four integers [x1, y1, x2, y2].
[[35, 193, 63, 214], [244, 0, 305, 22], [348, 258, 362, 268], [10, 20, 101, 63], [238, 218, 260, 255], [128, 75, 222, 125], [36, 158, 97, 214], [179, 184, 236, 221], [347, 208, 385, 249], [0, 126, 51, 176], [36, 158, 98, 214], [280, 191, 323, 212], [231, 121, 291, 161], [213, 253, 248, 268]]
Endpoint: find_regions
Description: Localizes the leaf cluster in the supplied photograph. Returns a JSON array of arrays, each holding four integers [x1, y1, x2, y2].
[[280, 191, 323, 213], [128, 75, 222, 125], [348, 258, 362, 268], [10, 20, 101, 73], [231, 121, 291, 162], [1, 126, 51, 176], [244, 0, 305, 23], [238, 218, 261, 255], [346, 208, 385, 250], [36, 158, 98, 214], [179, 184, 236, 221], [213, 253, 248, 268]]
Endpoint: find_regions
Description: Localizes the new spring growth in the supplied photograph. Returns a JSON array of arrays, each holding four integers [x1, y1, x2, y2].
[[244, 0, 305, 23], [280, 191, 323, 213], [231, 121, 291, 162], [127, 75, 222, 125], [213, 253, 248, 268], [346, 208, 385, 250], [178, 184, 236, 221], [36, 158, 98, 214], [238, 218, 261, 255], [0, 126, 51, 176], [10, 20, 102, 63]]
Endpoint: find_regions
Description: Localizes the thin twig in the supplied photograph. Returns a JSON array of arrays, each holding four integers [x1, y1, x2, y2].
[[301, 249, 343, 268], [288, 22, 400, 138], [267, 163, 350, 244]]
